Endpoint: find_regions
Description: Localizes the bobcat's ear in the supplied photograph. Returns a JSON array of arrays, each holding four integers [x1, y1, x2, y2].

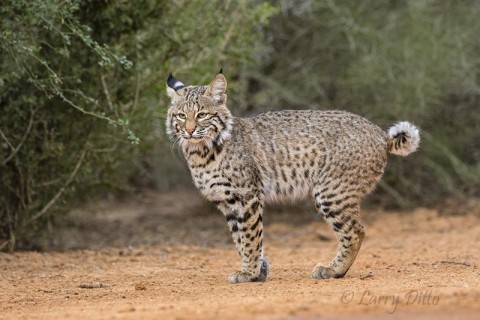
[[166, 73, 185, 99], [205, 73, 227, 104]]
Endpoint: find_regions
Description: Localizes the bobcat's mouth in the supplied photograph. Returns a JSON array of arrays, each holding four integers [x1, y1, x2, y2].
[[180, 128, 215, 144], [184, 130, 212, 142], [182, 135, 207, 143]]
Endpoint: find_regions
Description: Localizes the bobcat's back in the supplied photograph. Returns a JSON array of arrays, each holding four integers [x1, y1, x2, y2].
[[238, 110, 389, 201]]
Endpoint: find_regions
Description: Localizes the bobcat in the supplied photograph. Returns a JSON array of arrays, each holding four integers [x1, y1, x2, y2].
[[166, 71, 420, 283]]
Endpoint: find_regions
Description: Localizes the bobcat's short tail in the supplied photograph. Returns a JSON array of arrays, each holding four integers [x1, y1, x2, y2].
[[387, 121, 420, 156]]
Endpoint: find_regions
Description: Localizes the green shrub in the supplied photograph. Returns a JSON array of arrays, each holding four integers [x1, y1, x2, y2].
[[0, 0, 277, 251]]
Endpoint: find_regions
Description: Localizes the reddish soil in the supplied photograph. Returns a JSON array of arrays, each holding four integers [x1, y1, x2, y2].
[[0, 190, 479, 319]]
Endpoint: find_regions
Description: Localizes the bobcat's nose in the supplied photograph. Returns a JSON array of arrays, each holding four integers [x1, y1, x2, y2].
[[186, 128, 194, 136]]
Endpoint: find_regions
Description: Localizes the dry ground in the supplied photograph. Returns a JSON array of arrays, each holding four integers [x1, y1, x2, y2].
[[1, 190, 479, 319]]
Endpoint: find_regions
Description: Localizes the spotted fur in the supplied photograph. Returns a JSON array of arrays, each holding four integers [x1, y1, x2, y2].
[[166, 72, 420, 283]]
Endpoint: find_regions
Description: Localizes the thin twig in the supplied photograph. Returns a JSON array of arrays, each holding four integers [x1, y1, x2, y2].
[[0, 240, 11, 252], [0, 128, 14, 151], [26, 147, 88, 225], [100, 73, 115, 113], [2, 108, 38, 166], [36, 177, 62, 187], [440, 260, 471, 267], [129, 71, 141, 120], [60, 94, 114, 123], [6, 204, 15, 252], [79, 283, 109, 289]]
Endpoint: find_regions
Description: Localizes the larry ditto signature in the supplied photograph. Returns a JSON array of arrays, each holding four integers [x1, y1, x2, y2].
[[340, 289, 440, 314]]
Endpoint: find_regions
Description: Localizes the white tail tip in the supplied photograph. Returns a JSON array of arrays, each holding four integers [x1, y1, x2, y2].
[[387, 121, 420, 156]]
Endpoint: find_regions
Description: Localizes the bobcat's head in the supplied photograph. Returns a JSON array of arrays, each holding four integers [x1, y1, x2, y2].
[[166, 72, 232, 148]]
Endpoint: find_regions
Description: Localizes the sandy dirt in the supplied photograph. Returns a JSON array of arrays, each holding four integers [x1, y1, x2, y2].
[[1, 190, 479, 319]]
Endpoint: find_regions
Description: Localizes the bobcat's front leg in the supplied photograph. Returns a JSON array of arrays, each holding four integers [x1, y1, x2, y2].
[[218, 197, 269, 283]]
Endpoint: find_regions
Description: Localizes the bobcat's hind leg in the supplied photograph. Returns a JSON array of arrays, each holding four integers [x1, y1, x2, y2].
[[312, 187, 365, 279], [217, 197, 269, 284]]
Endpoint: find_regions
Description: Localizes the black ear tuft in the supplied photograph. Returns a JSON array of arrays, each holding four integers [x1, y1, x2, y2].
[[167, 73, 185, 90], [167, 73, 176, 88], [218, 68, 223, 74]]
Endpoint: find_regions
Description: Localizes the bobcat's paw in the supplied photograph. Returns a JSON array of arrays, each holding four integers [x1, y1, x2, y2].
[[228, 271, 253, 284], [253, 258, 270, 282], [229, 259, 270, 284], [312, 263, 344, 279]]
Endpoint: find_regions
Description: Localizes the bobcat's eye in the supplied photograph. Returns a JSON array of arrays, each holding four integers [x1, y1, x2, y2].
[[176, 113, 186, 121], [197, 112, 208, 119]]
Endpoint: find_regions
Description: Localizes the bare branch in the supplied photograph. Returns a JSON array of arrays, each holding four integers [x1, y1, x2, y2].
[[26, 147, 88, 225], [129, 71, 141, 119], [0, 240, 11, 252], [100, 73, 115, 113], [0, 128, 14, 151], [2, 108, 38, 166]]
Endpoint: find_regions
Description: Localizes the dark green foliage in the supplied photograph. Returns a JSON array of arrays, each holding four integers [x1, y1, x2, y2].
[[0, 0, 276, 250]]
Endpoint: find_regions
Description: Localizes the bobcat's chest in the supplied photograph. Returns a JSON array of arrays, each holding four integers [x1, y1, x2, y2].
[[184, 144, 233, 201], [191, 167, 217, 189], [190, 167, 230, 201]]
